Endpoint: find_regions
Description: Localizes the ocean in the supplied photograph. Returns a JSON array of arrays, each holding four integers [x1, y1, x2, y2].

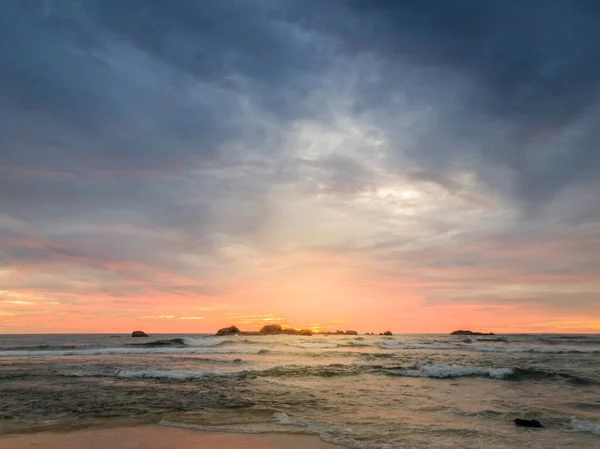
[[1, 333, 600, 448]]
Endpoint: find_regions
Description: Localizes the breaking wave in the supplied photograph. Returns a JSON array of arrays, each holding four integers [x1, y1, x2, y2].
[[567, 418, 600, 436], [384, 364, 515, 379], [383, 364, 595, 383], [0, 346, 267, 357], [129, 337, 231, 348]]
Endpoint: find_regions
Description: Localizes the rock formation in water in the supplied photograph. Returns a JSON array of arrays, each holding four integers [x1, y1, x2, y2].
[[259, 324, 283, 333], [214, 325, 375, 336], [214, 324, 314, 336], [450, 330, 495, 336], [131, 330, 149, 337], [216, 325, 241, 335], [514, 418, 543, 428], [383, 331, 393, 336]]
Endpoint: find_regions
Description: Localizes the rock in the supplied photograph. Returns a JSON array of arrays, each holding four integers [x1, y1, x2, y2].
[[131, 330, 148, 337], [344, 330, 358, 335], [216, 325, 240, 335], [259, 324, 283, 334], [450, 330, 495, 336], [514, 418, 543, 428], [383, 331, 393, 336]]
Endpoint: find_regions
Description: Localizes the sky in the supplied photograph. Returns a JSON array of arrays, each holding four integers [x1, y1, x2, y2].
[[1, 0, 600, 334]]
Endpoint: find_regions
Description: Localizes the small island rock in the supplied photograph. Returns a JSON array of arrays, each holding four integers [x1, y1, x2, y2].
[[259, 324, 283, 334], [344, 330, 358, 335], [383, 331, 393, 336], [216, 325, 240, 336], [131, 330, 148, 338], [514, 418, 543, 428], [450, 330, 495, 336]]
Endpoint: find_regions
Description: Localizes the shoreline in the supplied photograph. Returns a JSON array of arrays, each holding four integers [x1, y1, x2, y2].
[[0, 424, 346, 449]]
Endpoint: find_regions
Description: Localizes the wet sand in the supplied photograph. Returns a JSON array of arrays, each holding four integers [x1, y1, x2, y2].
[[0, 425, 344, 449]]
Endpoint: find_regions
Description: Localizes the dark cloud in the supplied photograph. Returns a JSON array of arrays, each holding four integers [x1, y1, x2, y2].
[[294, 0, 600, 206]]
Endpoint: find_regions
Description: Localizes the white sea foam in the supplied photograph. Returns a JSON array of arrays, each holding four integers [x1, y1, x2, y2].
[[0, 346, 265, 357], [291, 342, 339, 349], [274, 411, 307, 426], [568, 418, 600, 435], [386, 364, 515, 379], [182, 337, 228, 346]]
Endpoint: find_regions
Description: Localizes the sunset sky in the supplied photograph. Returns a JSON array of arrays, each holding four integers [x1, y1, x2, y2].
[[2, 0, 600, 334]]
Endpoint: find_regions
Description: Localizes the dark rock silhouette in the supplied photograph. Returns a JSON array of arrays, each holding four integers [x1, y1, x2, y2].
[[345, 330, 358, 335], [514, 418, 543, 428], [451, 330, 495, 336], [259, 324, 283, 334], [215, 325, 313, 336], [131, 330, 148, 337], [383, 331, 393, 336], [216, 325, 240, 335]]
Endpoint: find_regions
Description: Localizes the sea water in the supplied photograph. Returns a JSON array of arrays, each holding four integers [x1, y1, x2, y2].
[[1, 333, 600, 448]]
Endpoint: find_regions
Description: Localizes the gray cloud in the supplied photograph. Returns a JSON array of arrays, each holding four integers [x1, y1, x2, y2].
[[295, 0, 600, 206]]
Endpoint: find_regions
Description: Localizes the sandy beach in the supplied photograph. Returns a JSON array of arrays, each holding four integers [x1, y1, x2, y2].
[[0, 425, 344, 449]]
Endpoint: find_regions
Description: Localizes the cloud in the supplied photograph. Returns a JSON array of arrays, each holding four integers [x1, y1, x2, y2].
[[1, 0, 599, 331], [294, 0, 600, 207]]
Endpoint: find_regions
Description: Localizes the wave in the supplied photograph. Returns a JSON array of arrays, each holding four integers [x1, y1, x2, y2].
[[384, 364, 515, 379], [74, 363, 360, 380], [0, 346, 267, 357], [339, 340, 372, 347], [128, 337, 231, 348], [380, 342, 461, 351], [472, 346, 600, 354], [159, 420, 265, 434], [290, 342, 339, 349], [115, 369, 234, 380], [463, 336, 508, 343], [128, 338, 187, 347], [383, 364, 595, 384], [0, 344, 85, 351], [182, 337, 231, 346], [567, 418, 600, 436], [379, 341, 600, 354], [274, 412, 375, 449]]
